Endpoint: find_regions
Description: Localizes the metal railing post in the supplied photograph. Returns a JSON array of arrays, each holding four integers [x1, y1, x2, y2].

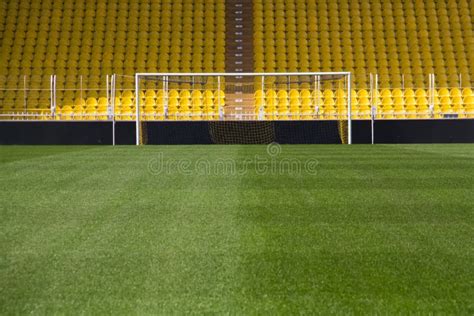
[[316, 75, 320, 117], [260, 75, 264, 120], [347, 73, 352, 145], [135, 74, 140, 145], [370, 73, 375, 145], [50, 75, 54, 115], [110, 74, 116, 146], [218, 75, 222, 120], [164, 75, 168, 119]]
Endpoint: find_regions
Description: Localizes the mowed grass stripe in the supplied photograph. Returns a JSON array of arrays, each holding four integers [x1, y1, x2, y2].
[[1, 146, 246, 313], [0, 145, 473, 314], [0, 147, 165, 313], [232, 145, 473, 313], [136, 145, 246, 313]]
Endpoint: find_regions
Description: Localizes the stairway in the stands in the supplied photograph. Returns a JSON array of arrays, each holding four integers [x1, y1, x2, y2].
[[225, 0, 254, 119]]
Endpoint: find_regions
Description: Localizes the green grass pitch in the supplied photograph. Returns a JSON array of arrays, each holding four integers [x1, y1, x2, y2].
[[0, 144, 473, 314]]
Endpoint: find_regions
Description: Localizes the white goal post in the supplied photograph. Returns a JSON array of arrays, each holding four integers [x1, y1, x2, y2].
[[134, 72, 352, 145]]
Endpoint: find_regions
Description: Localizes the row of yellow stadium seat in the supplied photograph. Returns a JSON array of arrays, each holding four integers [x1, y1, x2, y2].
[[48, 97, 474, 110], [55, 99, 474, 113], [1, 0, 226, 102], [2, 88, 473, 111], [22, 107, 473, 121], [6, 103, 469, 119], [6, 95, 473, 113], [253, 88, 474, 98], [3, 106, 473, 120], [253, 0, 473, 88]]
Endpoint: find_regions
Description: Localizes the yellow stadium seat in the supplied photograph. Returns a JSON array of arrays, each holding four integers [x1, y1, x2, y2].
[[145, 90, 156, 99], [85, 105, 97, 120], [86, 97, 98, 107], [415, 89, 427, 98], [59, 105, 74, 120], [300, 89, 312, 99], [438, 88, 450, 98], [98, 97, 108, 106], [404, 89, 415, 98], [380, 89, 392, 97], [277, 90, 288, 99], [441, 104, 453, 115], [203, 90, 214, 99], [406, 104, 417, 119], [381, 97, 393, 106], [465, 104, 474, 118], [168, 90, 179, 99], [450, 88, 462, 98], [289, 89, 300, 99], [180, 89, 191, 99], [122, 91, 134, 99], [167, 98, 179, 120], [440, 96, 451, 106], [1, 0, 472, 118], [179, 98, 191, 120], [462, 88, 473, 98], [417, 97, 429, 107], [392, 89, 404, 98], [393, 104, 406, 119], [358, 89, 369, 98]]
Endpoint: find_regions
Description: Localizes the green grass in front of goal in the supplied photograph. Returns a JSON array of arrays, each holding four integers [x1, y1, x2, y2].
[[0, 144, 473, 314]]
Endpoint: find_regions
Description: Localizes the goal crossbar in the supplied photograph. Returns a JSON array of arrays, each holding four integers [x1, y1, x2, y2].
[[134, 72, 352, 145]]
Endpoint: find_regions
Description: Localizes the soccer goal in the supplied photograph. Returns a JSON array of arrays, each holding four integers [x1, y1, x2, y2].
[[131, 72, 352, 145]]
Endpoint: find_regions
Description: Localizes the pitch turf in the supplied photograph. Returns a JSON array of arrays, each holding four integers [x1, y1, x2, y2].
[[0, 144, 473, 314]]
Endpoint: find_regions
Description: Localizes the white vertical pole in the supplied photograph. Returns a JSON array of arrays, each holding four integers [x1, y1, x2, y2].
[[218, 75, 222, 120], [111, 74, 115, 119], [23, 75, 27, 113], [371, 111, 375, 144], [428, 74, 431, 115], [375, 74, 378, 110], [112, 74, 116, 146], [430, 73, 433, 117], [370, 73, 374, 145], [164, 75, 168, 119], [373, 74, 378, 144], [106, 74, 109, 114], [347, 73, 352, 145], [54, 75, 57, 117], [260, 75, 264, 120], [135, 74, 140, 146], [432, 73, 436, 118], [369, 73, 372, 104], [316, 75, 320, 117], [433, 74, 436, 117], [428, 74, 432, 116], [313, 76, 316, 117], [50, 75, 53, 115]]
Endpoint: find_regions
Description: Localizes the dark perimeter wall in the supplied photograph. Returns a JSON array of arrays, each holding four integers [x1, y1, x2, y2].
[[0, 120, 473, 145]]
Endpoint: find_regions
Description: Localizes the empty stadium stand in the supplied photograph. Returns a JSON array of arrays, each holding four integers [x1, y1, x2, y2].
[[0, 0, 225, 116], [0, 0, 472, 120], [254, 0, 473, 89]]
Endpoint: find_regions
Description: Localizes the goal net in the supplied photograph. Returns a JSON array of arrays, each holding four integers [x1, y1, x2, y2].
[[131, 72, 352, 145]]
